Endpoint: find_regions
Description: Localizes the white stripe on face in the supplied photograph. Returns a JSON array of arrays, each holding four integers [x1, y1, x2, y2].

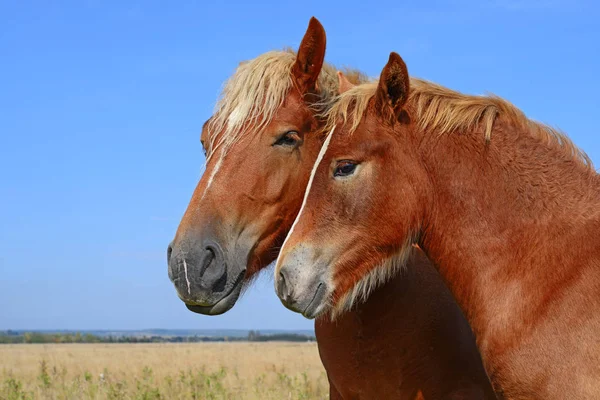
[[182, 258, 191, 295], [275, 127, 336, 274], [200, 153, 224, 202]]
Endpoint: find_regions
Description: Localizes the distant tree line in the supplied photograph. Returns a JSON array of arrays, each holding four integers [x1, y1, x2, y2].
[[246, 330, 315, 342], [0, 330, 315, 344]]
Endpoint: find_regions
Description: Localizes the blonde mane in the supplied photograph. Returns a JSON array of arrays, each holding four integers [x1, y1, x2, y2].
[[206, 49, 368, 161], [324, 78, 593, 169]]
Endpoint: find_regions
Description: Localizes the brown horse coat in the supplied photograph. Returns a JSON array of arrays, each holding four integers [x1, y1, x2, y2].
[[169, 19, 496, 399]]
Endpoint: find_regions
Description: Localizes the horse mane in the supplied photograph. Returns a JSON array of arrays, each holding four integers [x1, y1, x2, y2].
[[324, 78, 593, 170], [206, 49, 368, 161]]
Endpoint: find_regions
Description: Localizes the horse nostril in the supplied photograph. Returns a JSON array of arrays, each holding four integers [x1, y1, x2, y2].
[[277, 270, 291, 302], [167, 242, 174, 264], [279, 270, 286, 287], [200, 242, 226, 290], [201, 245, 216, 273]]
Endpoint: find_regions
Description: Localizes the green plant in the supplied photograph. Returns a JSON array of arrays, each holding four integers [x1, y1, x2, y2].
[[3, 377, 32, 400], [38, 360, 51, 388]]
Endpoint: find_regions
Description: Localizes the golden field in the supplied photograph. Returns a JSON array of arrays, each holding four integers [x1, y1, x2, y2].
[[0, 343, 329, 399]]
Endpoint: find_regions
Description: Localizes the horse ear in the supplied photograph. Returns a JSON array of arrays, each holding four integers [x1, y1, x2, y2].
[[376, 52, 410, 120], [292, 17, 326, 94], [337, 71, 355, 94]]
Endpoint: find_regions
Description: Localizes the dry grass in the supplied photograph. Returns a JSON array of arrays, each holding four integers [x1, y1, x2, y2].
[[0, 343, 328, 399]]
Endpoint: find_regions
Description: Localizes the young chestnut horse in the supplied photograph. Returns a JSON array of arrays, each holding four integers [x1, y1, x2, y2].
[[168, 18, 495, 399], [275, 51, 600, 398]]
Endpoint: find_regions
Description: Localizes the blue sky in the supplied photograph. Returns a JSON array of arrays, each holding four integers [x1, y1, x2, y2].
[[1, 0, 598, 330]]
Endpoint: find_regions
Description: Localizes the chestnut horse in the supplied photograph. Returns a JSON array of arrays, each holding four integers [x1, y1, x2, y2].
[[275, 51, 600, 398], [168, 19, 495, 399]]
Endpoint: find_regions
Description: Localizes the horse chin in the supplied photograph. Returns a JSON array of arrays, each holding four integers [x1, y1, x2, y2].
[[301, 282, 329, 320], [185, 270, 245, 316]]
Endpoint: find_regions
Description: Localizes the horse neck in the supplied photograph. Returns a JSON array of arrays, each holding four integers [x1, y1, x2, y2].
[[417, 117, 600, 363]]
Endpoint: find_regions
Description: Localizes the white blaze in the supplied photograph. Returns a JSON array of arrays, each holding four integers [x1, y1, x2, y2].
[[275, 127, 336, 274], [182, 258, 191, 295], [200, 152, 224, 202]]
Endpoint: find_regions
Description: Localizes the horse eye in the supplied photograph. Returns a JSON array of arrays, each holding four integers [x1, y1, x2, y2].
[[274, 131, 301, 147], [334, 161, 358, 178]]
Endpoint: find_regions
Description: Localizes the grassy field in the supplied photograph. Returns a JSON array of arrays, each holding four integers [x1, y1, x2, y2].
[[0, 343, 329, 399]]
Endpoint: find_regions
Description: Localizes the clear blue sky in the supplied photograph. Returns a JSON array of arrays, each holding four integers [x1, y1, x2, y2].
[[1, 0, 598, 330]]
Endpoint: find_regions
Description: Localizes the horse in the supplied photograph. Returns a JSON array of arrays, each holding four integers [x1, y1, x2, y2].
[[274, 50, 600, 398], [168, 18, 495, 399]]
